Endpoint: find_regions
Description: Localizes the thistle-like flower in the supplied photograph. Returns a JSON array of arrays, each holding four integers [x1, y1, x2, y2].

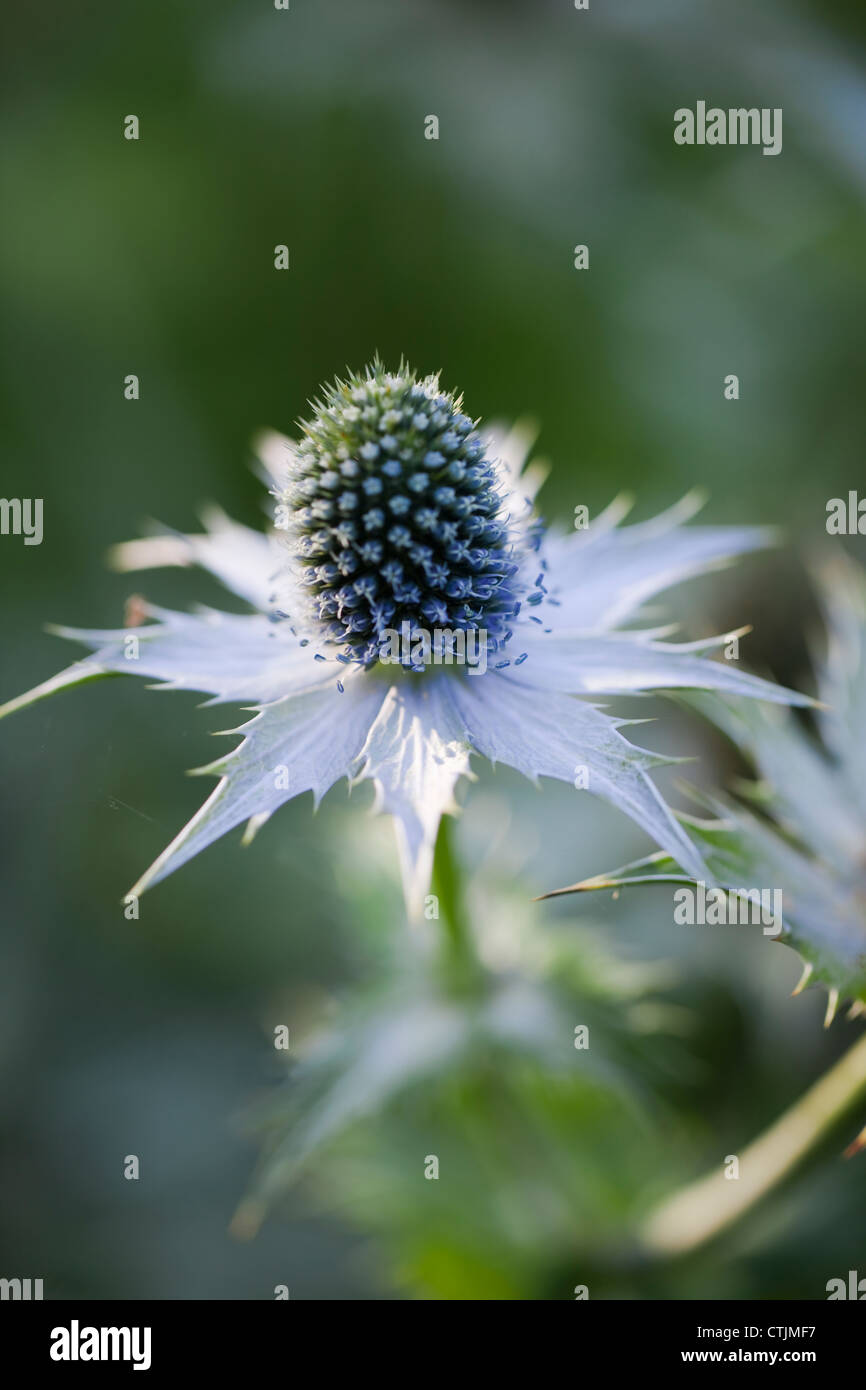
[[1, 363, 808, 916], [542, 552, 866, 1014]]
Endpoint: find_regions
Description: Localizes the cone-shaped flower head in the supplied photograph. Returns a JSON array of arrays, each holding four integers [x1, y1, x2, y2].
[[285, 365, 535, 668]]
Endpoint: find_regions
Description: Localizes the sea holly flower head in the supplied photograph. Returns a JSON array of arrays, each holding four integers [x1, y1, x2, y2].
[[282, 363, 538, 669], [0, 363, 810, 918], [542, 552, 866, 1012]]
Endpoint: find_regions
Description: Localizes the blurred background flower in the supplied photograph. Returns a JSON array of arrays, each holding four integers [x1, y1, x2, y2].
[[1, 0, 865, 1298]]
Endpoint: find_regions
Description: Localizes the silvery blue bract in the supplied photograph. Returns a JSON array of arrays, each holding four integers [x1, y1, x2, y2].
[[544, 553, 866, 1008]]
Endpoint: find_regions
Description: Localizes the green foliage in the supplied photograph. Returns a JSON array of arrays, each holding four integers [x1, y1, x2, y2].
[[238, 832, 699, 1297]]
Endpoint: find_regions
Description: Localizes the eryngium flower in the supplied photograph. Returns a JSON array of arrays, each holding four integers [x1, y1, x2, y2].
[[1, 364, 808, 916]]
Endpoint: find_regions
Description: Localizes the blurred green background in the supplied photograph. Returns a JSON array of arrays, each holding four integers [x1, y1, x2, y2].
[[1, 0, 865, 1299]]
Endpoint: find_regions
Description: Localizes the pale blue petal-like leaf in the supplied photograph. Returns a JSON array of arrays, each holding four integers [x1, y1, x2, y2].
[[2, 606, 335, 713], [543, 799, 866, 1003], [444, 674, 707, 881], [502, 629, 813, 705], [354, 682, 473, 920], [542, 494, 774, 631], [0, 657, 122, 721], [682, 692, 864, 876], [109, 507, 288, 614], [129, 679, 384, 896]]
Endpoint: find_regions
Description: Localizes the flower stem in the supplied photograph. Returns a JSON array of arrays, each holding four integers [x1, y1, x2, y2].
[[431, 816, 478, 987], [639, 1026, 866, 1256]]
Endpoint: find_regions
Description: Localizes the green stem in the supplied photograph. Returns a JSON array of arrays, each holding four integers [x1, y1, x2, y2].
[[639, 1027, 866, 1257], [431, 816, 478, 988]]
